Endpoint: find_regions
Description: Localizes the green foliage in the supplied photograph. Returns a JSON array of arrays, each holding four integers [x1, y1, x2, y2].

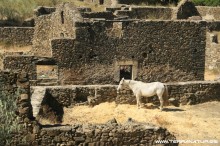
[[1, 0, 220, 23], [0, 89, 20, 145], [0, 0, 35, 21], [192, 0, 220, 6]]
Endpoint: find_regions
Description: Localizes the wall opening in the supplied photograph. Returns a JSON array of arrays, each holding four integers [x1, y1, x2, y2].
[[120, 65, 132, 80], [37, 65, 58, 79], [61, 11, 64, 24], [37, 92, 64, 124], [114, 60, 138, 82], [99, 0, 104, 5]]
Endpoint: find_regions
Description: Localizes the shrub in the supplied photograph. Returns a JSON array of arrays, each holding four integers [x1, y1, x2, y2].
[[0, 90, 20, 145], [192, 0, 220, 6]]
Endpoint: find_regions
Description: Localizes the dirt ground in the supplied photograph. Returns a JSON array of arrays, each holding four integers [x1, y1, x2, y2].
[[63, 101, 220, 146]]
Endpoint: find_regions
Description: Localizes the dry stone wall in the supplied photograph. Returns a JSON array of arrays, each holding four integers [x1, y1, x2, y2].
[[32, 3, 83, 57], [205, 21, 220, 73], [51, 20, 206, 84], [34, 81, 220, 108], [172, 0, 200, 20], [81, 11, 114, 20], [0, 71, 38, 146], [0, 71, 177, 145], [114, 7, 172, 20], [3, 56, 37, 80], [0, 27, 34, 46], [3, 56, 57, 81], [36, 122, 176, 146]]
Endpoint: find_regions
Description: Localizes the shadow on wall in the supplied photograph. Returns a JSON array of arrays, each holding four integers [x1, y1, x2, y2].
[[37, 92, 64, 124]]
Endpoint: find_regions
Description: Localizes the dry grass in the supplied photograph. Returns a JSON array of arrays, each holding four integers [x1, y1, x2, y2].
[[205, 69, 220, 80], [50, 101, 220, 146]]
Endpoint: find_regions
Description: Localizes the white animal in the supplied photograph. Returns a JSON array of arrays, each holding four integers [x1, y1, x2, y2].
[[117, 78, 169, 111]]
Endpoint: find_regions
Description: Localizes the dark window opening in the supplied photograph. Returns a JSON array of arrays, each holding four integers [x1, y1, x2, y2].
[[120, 65, 132, 80], [212, 34, 218, 44], [99, 0, 104, 5], [61, 11, 64, 24]]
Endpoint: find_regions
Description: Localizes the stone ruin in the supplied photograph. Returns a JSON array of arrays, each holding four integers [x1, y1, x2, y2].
[[0, 0, 220, 145]]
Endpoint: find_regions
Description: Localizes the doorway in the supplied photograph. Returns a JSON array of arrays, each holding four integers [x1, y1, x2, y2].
[[120, 65, 132, 80]]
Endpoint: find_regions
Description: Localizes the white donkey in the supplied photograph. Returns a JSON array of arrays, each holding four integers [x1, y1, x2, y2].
[[117, 78, 169, 111]]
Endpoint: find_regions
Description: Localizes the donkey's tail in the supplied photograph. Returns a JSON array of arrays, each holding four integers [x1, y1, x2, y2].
[[162, 84, 169, 106]]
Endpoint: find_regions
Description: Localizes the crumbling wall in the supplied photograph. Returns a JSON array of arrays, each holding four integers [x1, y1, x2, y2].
[[3, 56, 57, 81], [32, 3, 83, 57], [3, 56, 37, 80], [36, 122, 176, 145], [0, 27, 34, 46], [114, 7, 172, 20], [0, 71, 38, 146], [172, 0, 200, 20], [205, 21, 220, 74], [0, 71, 176, 145], [81, 11, 114, 20], [51, 20, 206, 84]]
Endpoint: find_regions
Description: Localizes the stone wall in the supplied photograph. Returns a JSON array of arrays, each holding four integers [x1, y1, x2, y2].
[[36, 122, 176, 146], [172, 0, 200, 20], [205, 21, 220, 73], [114, 6, 172, 20], [83, 0, 118, 6], [0, 71, 37, 146], [3, 56, 57, 81], [32, 3, 83, 57], [32, 81, 220, 109], [0, 71, 176, 145], [0, 71, 18, 99], [119, 81, 220, 106], [0, 27, 34, 46], [3, 56, 37, 80], [81, 11, 114, 20], [51, 20, 206, 84]]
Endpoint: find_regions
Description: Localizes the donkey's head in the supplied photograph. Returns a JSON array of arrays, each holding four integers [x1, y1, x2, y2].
[[117, 78, 125, 93]]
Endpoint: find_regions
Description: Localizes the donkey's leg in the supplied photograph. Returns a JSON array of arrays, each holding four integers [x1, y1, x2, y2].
[[158, 95, 164, 111], [135, 95, 141, 109]]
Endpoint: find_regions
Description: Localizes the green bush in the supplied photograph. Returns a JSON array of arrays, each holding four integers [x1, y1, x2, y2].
[[0, 90, 20, 145], [1, 0, 220, 23], [0, 0, 61, 22], [192, 0, 220, 6]]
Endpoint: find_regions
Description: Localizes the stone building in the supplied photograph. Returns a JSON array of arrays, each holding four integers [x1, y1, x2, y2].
[[1, 0, 220, 85]]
